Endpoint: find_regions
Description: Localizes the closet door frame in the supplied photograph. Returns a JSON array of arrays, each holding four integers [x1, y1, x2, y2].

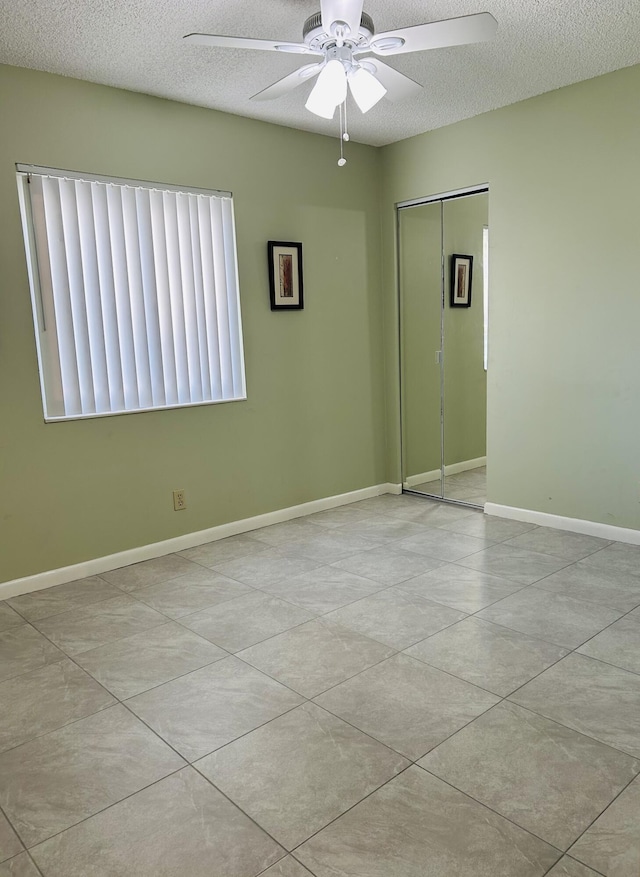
[[397, 184, 489, 507]]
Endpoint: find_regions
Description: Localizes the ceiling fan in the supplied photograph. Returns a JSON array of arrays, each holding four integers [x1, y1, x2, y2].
[[184, 1, 497, 115], [184, 1, 497, 163]]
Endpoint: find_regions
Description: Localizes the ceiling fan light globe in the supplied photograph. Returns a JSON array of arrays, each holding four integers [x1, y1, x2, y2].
[[305, 91, 337, 118], [305, 59, 347, 117], [348, 66, 387, 113]]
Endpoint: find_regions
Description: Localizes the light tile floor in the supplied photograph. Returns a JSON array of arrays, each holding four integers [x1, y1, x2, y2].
[[2, 494, 640, 876]]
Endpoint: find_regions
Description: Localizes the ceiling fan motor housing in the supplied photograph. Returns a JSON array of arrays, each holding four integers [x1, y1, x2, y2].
[[303, 11, 374, 49]]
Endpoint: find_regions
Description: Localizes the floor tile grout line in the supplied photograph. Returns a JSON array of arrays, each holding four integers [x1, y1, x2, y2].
[[498, 597, 640, 697], [450, 551, 578, 583], [415, 761, 572, 858], [170, 585, 323, 625], [394, 576, 536, 619], [0, 850, 45, 877], [2, 679, 326, 863], [565, 598, 640, 651], [196, 743, 404, 861], [0, 610, 225, 686], [186, 700, 336, 765], [512, 546, 640, 595], [176, 610, 326, 657], [549, 766, 640, 874], [540, 855, 607, 877], [494, 605, 640, 760], [454, 609, 600, 653], [0, 800, 30, 860], [0, 623, 128, 745], [100, 558, 264, 599], [26, 594, 176, 636], [0, 697, 117, 759], [435, 521, 539, 539], [311, 678, 500, 764], [255, 855, 317, 877], [4, 625, 125, 700], [565, 649, 640, 679], [501, 698, 640, 765], [233, 634, 402, 701], [496, 538, 616, 565], [391, 602, 640, 767], [528, 581, 640, 615], [286, 760, 565, 867], [24, 851, 45, 877], [28, 610, 169, 655], [285, 763, 412, 861], [2, 619, 251, 761], [5, 585, 135, 625], [0, 645, 239, 755], [119, 683, 306, 768], [54, 617, 230, 663], [188, 763, 291, 861], [22, 764, 189, 854], [398, 633, 568, 700], [415, 698, 640, 808]]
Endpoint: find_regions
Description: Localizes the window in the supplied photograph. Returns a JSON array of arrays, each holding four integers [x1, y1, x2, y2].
[[17, 165, 246, 420], [482, 225, 489, 371]]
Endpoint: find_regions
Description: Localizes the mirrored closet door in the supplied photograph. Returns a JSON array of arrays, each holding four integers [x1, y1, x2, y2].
[[399, 189, 488, 507]]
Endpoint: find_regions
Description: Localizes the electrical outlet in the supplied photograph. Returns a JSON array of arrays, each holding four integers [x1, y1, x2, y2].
[[173, 489, 186, 511]]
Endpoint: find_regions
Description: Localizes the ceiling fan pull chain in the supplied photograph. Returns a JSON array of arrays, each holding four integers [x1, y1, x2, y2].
[[338, 99, 347, 166], [343, 94, 350, 141]]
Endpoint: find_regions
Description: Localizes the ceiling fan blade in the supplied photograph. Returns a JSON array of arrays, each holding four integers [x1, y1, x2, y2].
[[361, 59, 422, 101], [321, 0, 364, 37], [369, 12, 498, 56], [251, 64, 323, 101], [183, 33, 319, 55]]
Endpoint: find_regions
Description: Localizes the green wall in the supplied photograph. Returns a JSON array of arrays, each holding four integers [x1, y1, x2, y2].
[[382, 64, 640, 530], [3, 59, 639, 583], [0, 64, 385, 583]]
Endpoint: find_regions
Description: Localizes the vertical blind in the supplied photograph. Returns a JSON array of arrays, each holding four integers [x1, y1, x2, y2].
[[18, 166, 246, 420]]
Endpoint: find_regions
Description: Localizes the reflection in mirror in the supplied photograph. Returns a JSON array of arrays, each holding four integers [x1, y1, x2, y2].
[[398, 201, 443, 497], [442, 193, 488, 505]]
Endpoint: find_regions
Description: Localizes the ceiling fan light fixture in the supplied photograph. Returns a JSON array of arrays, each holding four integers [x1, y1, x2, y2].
[[348, 66, 386, 113], [305, 58, 347, 118]]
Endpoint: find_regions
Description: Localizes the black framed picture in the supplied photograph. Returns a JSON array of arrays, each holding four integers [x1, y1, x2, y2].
[[268, 241, 304, 310], [450, 254, 473, 307]]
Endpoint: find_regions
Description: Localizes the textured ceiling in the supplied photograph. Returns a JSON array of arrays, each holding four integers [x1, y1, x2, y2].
[[1, 1, 639, 146]]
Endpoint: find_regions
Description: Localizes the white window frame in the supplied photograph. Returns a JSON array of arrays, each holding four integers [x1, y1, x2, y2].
[[17, 164, 246, 421]]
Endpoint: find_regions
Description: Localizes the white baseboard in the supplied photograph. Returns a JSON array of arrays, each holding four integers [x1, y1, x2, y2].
[[405, 456, 486, 488], [446, 456, 486, 477], [485, 502, 640, 546], [1, 482, 402, 600], [405, 468, 440, 488]]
